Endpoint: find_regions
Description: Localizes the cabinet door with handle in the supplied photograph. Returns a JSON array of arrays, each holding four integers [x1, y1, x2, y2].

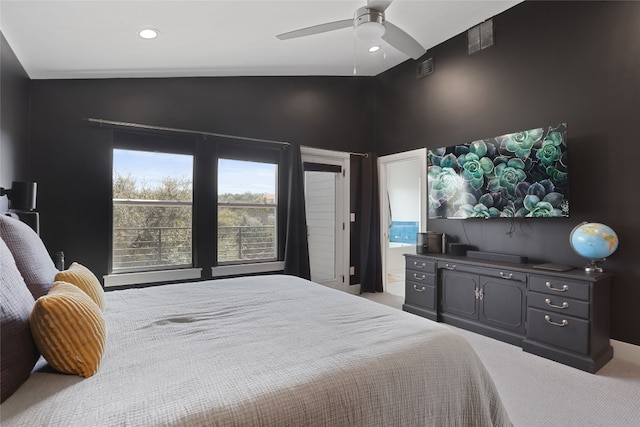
[[479, 275, 526, 333], [441, 270, 478, 319]]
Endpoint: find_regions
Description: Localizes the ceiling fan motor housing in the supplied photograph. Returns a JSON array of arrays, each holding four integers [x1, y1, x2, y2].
[[353, 7, 386, 40]]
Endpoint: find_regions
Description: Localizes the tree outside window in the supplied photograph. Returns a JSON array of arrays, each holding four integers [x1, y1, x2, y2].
[[217, 159, 277, 263], [112, 149, 193, 272]]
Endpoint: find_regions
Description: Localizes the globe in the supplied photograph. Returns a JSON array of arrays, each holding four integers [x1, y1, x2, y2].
[[570, 222, 619, 272]]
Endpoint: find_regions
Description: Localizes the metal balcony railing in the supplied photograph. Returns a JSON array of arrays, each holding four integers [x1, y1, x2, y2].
[[217, 225, 277, 263], [113, 199, 193, 272], [113, 224, 277, 271], [113, 225, 192, 272], [217, 203, 277, 263], [113, 199, 277, 271]]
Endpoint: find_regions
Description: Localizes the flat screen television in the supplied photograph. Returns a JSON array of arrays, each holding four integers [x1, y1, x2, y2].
[[428, 122, 569, 219]]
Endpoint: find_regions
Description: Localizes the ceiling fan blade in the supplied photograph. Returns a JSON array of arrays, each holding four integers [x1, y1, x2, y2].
[[367, 0, 394, 12], [382, 21, 426, 59], [276, 19, 353, 40]]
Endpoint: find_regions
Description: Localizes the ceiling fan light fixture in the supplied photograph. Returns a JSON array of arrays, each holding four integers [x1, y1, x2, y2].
[[354, 7, 386, 40], [355, 21, 385, 40]]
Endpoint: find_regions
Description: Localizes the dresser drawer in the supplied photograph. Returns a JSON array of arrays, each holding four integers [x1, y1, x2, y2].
[[405, 257, 436, 273], [528, 291, 589, 319], [435, 261, 527, 283], [481, 268, 526, 283], [529, 276, 590, 301], [438, 259, 470, 272], [406, 271, 435, 285], [405, 282, 436, 310], [527, 308, 589, 354]]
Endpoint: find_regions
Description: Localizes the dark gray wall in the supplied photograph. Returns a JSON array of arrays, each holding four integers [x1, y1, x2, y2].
[[27, 76, 375, 282], [0, 33, 30, 212], [375, 1, 640, 345]]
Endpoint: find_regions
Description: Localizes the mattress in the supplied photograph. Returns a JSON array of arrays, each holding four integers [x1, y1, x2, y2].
[[1, 274, 511, 426]]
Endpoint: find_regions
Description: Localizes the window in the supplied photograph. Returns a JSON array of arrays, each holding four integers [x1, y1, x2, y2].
[[108, 132, 285, 284], [217, 159, 278, 264], [112, 149, 193, 273]]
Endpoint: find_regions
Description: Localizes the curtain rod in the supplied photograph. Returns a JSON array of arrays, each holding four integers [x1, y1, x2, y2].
[[83, 118, 291, 146], [84, 117, 368, 157], [348, 152, 368, 157]]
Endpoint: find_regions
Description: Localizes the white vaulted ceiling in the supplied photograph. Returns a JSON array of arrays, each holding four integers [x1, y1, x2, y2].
[[0, 0, 521, 79]]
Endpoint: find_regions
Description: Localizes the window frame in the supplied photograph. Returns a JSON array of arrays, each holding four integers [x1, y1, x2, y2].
[[105, 131, 288, 287], [109, 131, 196, 276], [212, 142, 287, 273], [216, 158, 279, 266]]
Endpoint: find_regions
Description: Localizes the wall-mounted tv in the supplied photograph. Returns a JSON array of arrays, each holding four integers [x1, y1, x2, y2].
[[428, 123, 569, 219]]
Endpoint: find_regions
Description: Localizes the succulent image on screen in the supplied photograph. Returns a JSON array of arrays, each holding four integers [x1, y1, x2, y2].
[[428, 123, 569, 219]]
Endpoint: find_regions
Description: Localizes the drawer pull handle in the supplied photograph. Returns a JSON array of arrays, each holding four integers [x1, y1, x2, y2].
[[544, 315, 569, 327], [545, 298, 569, 309], [499, 272, 513, 279], [545, 281, 569, 292], [413, 273, 425, 281], [444, 263, 456, 270], [413, 284, 426, 293], [413, 261, 426, 268]]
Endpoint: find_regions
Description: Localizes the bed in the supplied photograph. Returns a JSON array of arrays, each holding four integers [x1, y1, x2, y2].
[[1, 215, 511, 426]]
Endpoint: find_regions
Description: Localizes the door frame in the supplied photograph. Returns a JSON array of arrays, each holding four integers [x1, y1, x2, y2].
[[378, 148, 427, 291], [301, 146, 352, 293]]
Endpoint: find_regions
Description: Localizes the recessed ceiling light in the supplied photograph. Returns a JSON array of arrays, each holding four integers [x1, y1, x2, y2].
[[368, 45, 381, 53], [138, 28, 159, 40]]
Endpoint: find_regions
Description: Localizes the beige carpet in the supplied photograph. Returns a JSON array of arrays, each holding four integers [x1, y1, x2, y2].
[[361, 291, 640, 427]]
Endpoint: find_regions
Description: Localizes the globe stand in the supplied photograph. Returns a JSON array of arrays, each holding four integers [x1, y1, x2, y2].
[[571, 222, 618, 273], [584, 259, 604, 273]]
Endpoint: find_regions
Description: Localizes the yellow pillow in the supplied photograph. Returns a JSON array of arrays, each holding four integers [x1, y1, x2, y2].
[[30, 281, 106, 378], [55, 262, 106, 312]]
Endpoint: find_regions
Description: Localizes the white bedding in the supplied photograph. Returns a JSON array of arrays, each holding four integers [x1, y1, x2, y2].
[[1, 274, 511, 426]]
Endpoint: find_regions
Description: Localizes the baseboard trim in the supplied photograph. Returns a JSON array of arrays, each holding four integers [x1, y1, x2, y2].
[[611, 339, 640, 366]]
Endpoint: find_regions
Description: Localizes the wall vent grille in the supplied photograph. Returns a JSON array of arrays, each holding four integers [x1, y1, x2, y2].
[[468, 19, 494, 55], [416, 57, 434, 78]]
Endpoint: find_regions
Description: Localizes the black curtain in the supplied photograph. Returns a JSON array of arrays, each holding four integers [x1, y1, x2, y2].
[[359, 153, 383, 293], [283, 143, 311, 279]]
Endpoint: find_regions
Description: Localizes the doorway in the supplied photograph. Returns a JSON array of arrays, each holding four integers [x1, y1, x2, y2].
[[301, 147, 352, 293], [378, 149, 427, 296]]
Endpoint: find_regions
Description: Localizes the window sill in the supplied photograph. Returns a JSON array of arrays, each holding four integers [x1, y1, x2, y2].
[[211, 261, 284, 278], [103, 268, 202, 288]]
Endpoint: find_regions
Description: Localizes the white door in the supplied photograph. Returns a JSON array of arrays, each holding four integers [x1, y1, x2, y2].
[[378, 149, 427, 295], [301, 147, 352, 293]]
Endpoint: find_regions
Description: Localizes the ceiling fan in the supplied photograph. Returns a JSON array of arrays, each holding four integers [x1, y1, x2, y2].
[[276, 0, 426, 60]]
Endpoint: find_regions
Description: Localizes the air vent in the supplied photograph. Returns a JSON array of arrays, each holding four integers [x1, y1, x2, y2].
[[468, 19, 494, 55], [416, 57, 434, 78]]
